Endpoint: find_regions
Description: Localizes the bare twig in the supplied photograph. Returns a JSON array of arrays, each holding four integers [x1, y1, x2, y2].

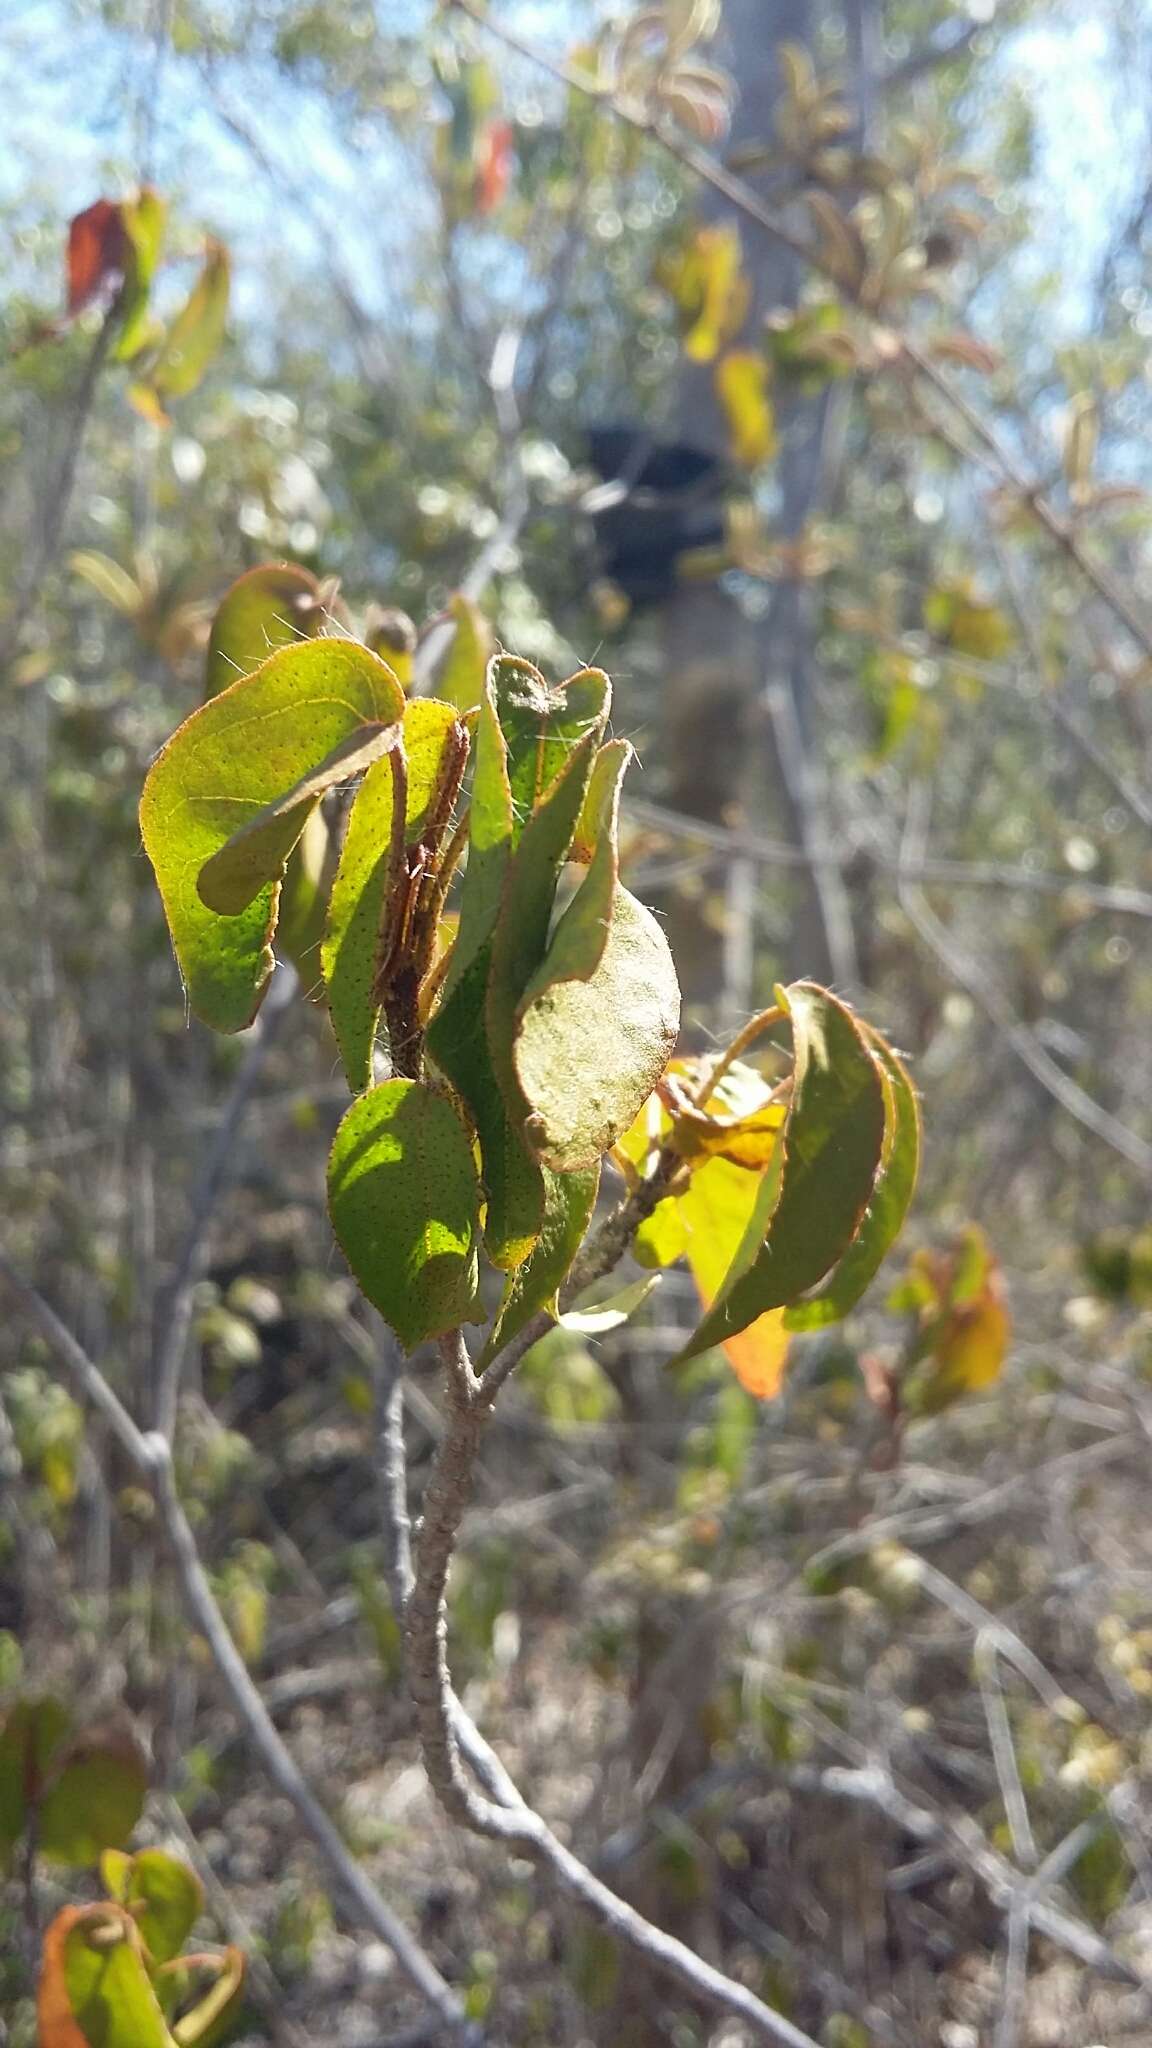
[[975, 1634, 1037, 1869], [781, 1763, 1143, 1987], [374, 1320, 416, 1616], [456, 0, 1152, 669], [626, 794, 1152, 919], [6, 309, 117, 658], [401, 1337, 825, 2046], [990, 527, 1152, 833], [0, 1256, 477, 2044], [763, 676, 860, 988], [800, 1432, 1133, 1579], [152, 961, 297, 1438], [994, 1814, 1112, 2048], [908, 1552, 1069, 1716], [898, 783, 1152, 1177]]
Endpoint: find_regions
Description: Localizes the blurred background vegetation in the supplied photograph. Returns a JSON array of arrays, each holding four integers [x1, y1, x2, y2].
[[6, 0, 1152, 2043]]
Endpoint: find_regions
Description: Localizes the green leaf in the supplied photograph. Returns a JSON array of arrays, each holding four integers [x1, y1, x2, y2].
[[327, 1080, 481, 1348], [521, 740, 629, 994], [39, 1736, 148, 1867], [60, 1907, 172, 2048], [323, 699, 465, 1091], [140, 638, 405, 1033], [204, 564, 323, 702], [480, 1164, 600, 1363], [676, 984, 887, 1363], [205, 567, 332, 992], [101, 1849, 203, 1965], [197, 721, 401, 916], [482, 727, 602, 1264], [276, 806, 332, 995], [500, 660, 610, 826], [428, 662, 610, 1269], [0, 1697, 71, 1862], [514, 885, 681, 1173], [149, 238, 230, 402], [113, 188, 167, 363], [1068, 1813, 1130, 1924], [435, 594, 492, 710], [785, 1030, 920, 1330]]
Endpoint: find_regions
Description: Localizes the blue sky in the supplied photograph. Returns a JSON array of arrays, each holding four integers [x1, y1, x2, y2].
[[1, 1, 1146, 340]]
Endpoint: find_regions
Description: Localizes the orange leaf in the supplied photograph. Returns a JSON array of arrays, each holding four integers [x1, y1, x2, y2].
[[474, 120, 514, 214], [722, 1311, 791, 1399]]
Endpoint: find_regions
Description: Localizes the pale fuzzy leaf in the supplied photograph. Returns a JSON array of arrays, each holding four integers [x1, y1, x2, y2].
[[514, 885, 681, 1174], [559, 1273, 661, 1333]]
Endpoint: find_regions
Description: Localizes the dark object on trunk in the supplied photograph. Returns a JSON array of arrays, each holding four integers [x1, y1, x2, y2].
[[584, 426, 727, 606]]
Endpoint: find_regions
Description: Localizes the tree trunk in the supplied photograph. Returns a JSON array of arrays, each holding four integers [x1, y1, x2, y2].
[[660, 0, 865, 1019]]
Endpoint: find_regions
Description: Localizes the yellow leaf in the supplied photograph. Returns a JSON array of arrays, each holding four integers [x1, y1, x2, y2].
[[619, 1060, 789, 1391], [634, 1195, 688, 1268], [126, 380, 170, 428], [715, 350, 777, 467], [902, 1224, 1010, 1413], [659, 223, 749, 363], [678, 1157, 791, 1398], [928, 1292, 1010, 1399], [660, 1057, 786, 1169], [923, 580, 1014, 660]]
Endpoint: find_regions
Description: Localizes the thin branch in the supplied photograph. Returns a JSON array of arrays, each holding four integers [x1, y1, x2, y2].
[[154, 1446, 472, 2032], [898, 784, 1152, 1178], [994, 1815, 1113, 2048], [974, 1634, 1037, 1869], [0, 1252, 159, 1472], [763, 676, 860, 988], [402, 1339, 825, 2048], [781, 1763, 1142, 1988], [909, 1552, 1069, 1716], [625, 795, 1152, 918], [373, 1319, 415, 1615], [152, 961, 298, 1438], [905, 338, 1152, 662], [990, 527, 1152, 833], [456, 0, 1152, 666], [800, 1432, 1132, 1581], [0, 1258, 476, 2044], [5, 309, 117, 658]]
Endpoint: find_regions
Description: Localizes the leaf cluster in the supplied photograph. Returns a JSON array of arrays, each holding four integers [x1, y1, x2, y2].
[[140, 566, 919, 1382], [38, 1848, 243, 2048]]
